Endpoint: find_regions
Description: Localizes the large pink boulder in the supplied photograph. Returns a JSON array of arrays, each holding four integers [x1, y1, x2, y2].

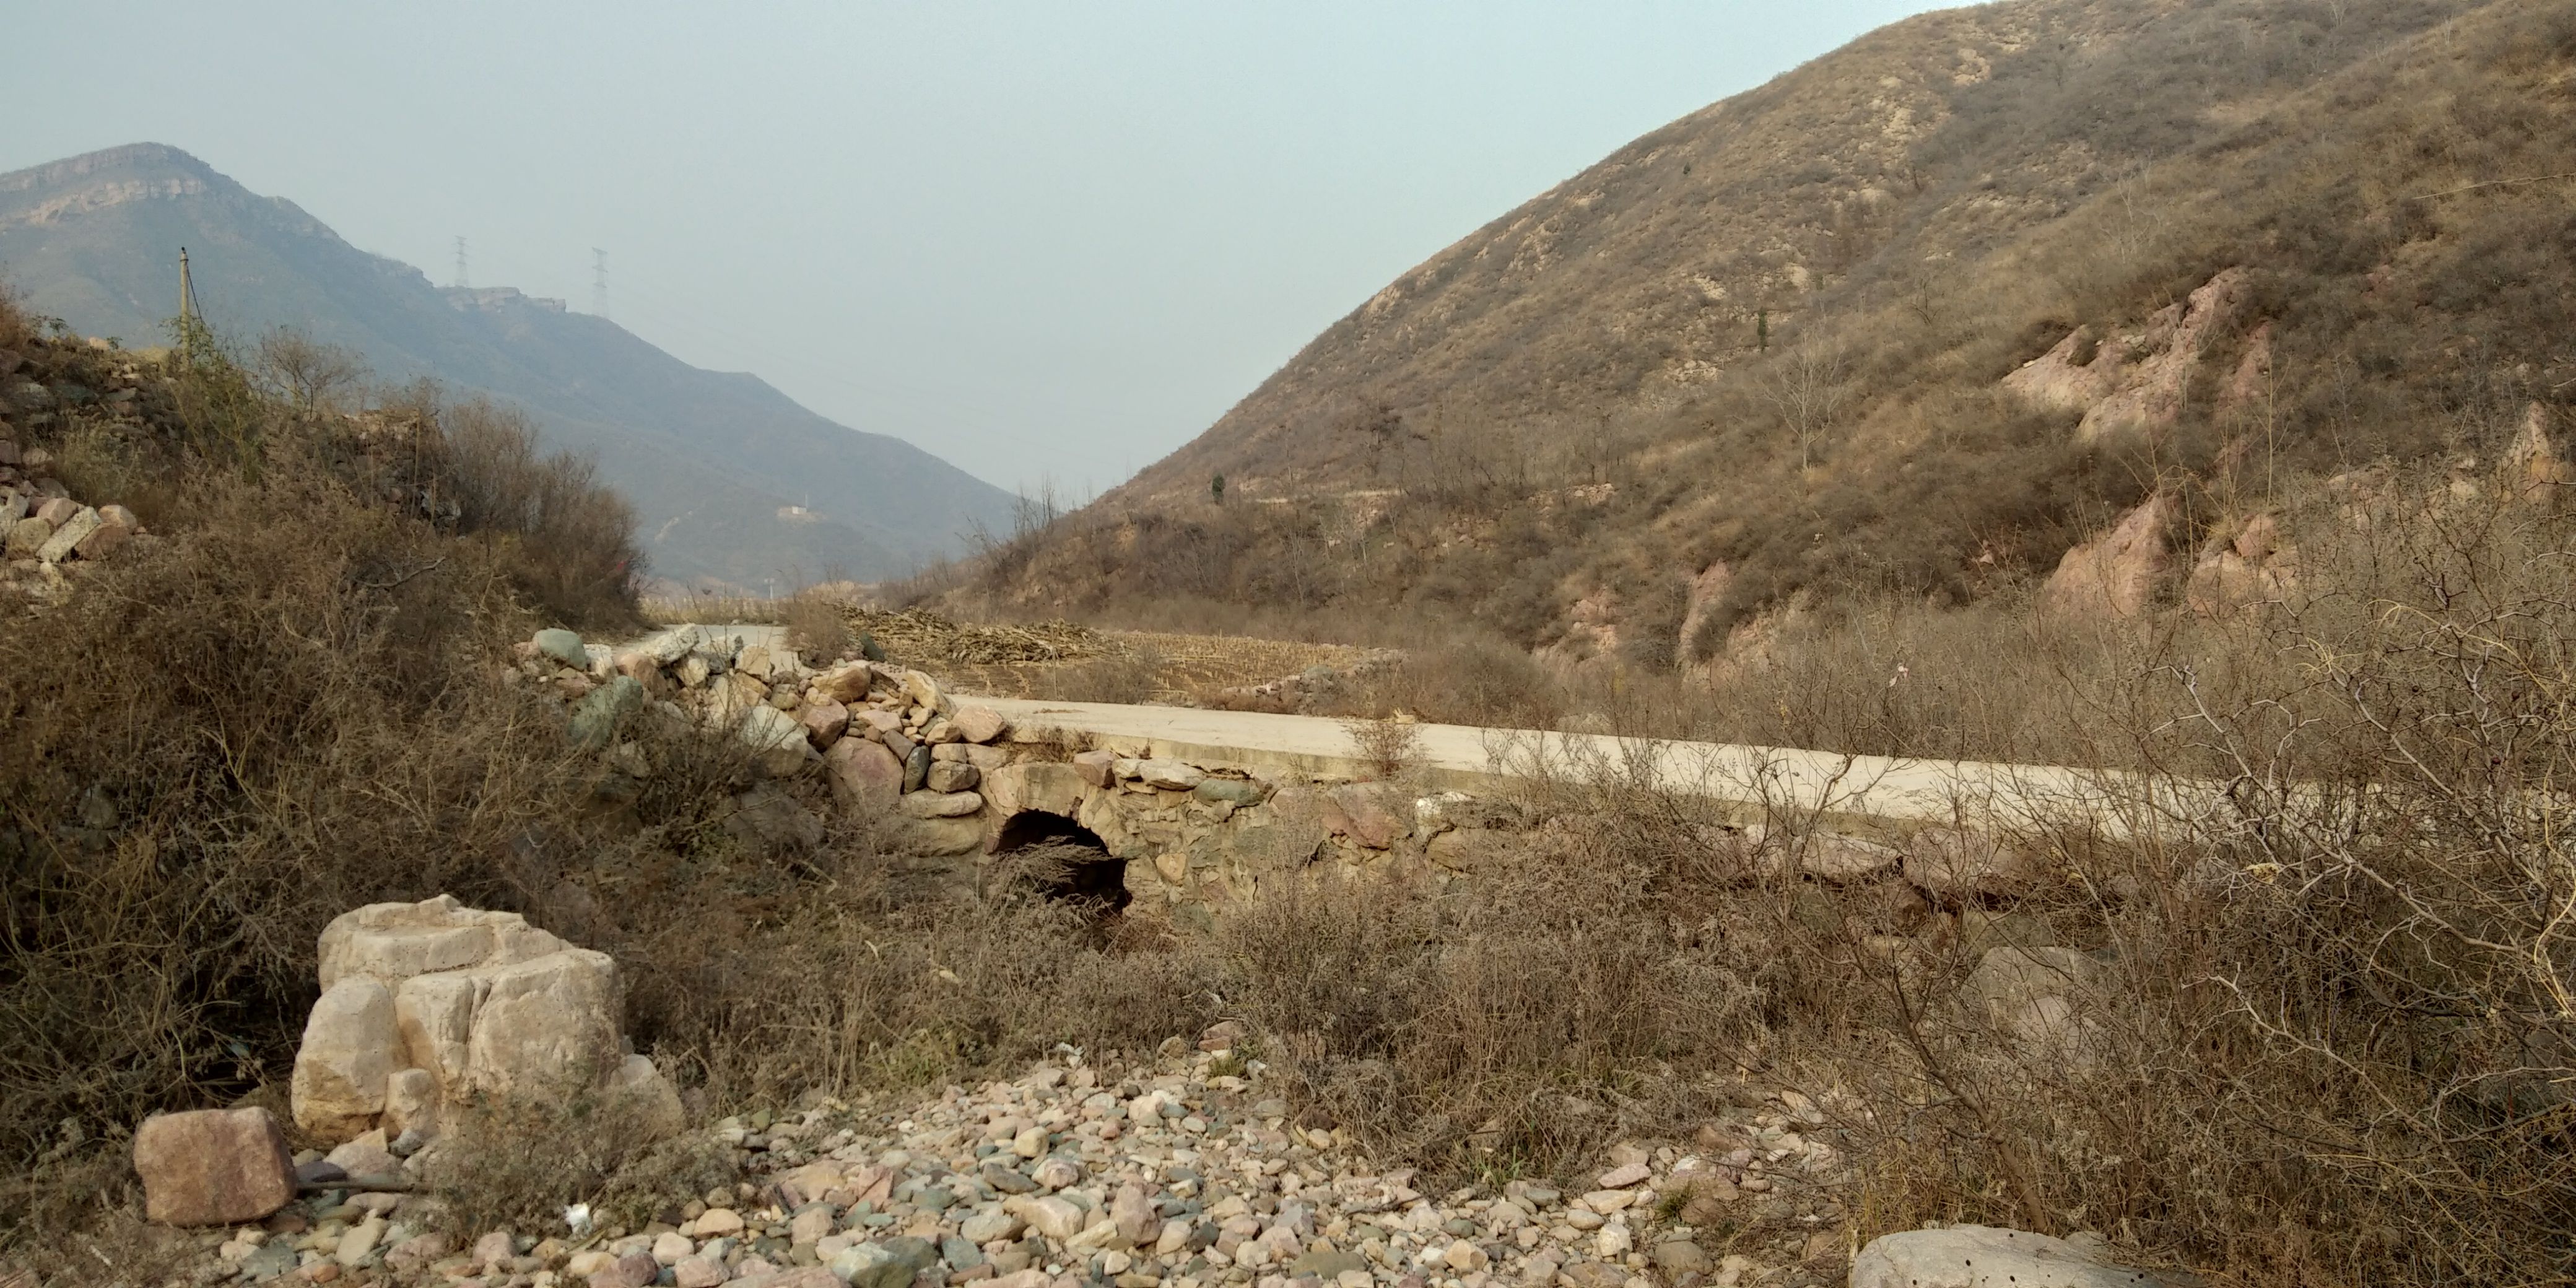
[[801, 698, 851, 747], [133, 1108, 297, 1226], [826, 736, 904, 803]]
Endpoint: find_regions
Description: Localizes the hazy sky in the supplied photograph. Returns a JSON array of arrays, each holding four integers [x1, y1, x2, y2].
[[7, 2, 1943, 497]]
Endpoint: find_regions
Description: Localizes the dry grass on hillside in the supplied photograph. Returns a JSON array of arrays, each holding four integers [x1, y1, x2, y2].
[[1111, 484, 2576, 1284], [1122, 0, 2482, 500], [640, 590, 788, 625], [829, 603, 1382, 705]]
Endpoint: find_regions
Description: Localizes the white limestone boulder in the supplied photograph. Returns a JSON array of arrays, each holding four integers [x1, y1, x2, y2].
[[290, 977, 400, 1139], [1850, 1225, 2176, 1287], [290, 895, 681, 1144], [318, 896, 570, 993], [464, 949, 623, 1094]]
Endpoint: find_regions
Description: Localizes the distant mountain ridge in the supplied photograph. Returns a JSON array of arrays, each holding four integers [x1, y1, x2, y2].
[[0, 142, 1017, 589]]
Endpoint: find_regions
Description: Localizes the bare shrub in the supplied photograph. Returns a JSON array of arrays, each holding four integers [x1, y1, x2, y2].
[[979, 841, 1120, 911], [0, 340, 661, 1198], [1217, 850, 1762, 1179], [425, 395, 644, 631], [427, 1075, 736, 1240], [165, 314, 267, 469], [0, 463, 602, 1171], [0, 1146, 198, 1286], [1757, 339, 1850, 469], [1747, 484, 2576, 1283], [0, 282, 33, 353], [1365, 635, 1564, 729], [1342, 715, 1423, 780], [1191, 482, 2576, 1279], [1663, 594, 2123, 762], [650, 884, 1216, 1110], [252, 329, 364, 414], [640, 591, 785, 626], [783, 592, 855, 661], [49, 420, 163, 523]]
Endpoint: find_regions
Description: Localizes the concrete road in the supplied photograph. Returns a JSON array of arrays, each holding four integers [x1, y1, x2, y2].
[[627, 624, 2174, 835], [974, 697, 2151, 834]]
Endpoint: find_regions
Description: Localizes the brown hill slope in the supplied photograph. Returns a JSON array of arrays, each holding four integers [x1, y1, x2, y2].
[[970, 0, 2576, 668], [1110, 0, 2474, 502]]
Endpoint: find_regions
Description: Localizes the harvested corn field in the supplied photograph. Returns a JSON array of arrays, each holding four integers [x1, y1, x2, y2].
[[840, 607, 1108, 664], [840, 607, 1389, 707]]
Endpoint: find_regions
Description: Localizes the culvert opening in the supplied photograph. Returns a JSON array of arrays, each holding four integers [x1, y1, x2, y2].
[[992, 811, 1130, 913]]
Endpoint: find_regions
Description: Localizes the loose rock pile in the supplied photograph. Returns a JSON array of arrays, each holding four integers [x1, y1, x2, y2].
[[129, 900, 690, 1282], [149, 1029, 1910, 1288], [0, 429, 152, 605], [508, 624, 1014, 845]]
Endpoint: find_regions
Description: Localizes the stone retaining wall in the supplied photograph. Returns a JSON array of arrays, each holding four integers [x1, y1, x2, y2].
[[521, 626, 2065, 926], [516, 626, 1502, 924]]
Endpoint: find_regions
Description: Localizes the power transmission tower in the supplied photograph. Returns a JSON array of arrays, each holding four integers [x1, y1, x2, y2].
[[454, 236, 469, 289], [591, 248, 608, 319]]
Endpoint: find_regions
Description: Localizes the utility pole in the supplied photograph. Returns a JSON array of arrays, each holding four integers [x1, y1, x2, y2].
[[454, 236, 469, 289], [178, 247, 199, 362], [591, 248, 608, 319]]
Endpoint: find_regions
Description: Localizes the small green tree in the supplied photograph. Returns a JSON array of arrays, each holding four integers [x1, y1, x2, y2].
[[165, 313, 266, 473], [1211, 472, 1227, 505]]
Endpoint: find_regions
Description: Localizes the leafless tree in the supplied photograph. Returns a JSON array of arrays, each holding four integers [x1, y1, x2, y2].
[[1346, 396, 1418, 479], [255, 328, 364, 414], [1759, 341, 1850, 469]]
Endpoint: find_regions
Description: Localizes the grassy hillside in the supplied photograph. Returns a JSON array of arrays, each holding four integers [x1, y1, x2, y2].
[[968, 0, 2575, 678], [0, 144, 1019, 589]]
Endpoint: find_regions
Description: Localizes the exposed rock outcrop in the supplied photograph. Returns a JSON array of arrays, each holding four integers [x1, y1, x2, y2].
[[1673, 562, 1734, 664], [2004, 268, 2253, 440], [2505, 402, 2574, 505], [1536, 588, 1622, 674], [2041, 494, 2173, 619], [2184, 512, 2298, 616]]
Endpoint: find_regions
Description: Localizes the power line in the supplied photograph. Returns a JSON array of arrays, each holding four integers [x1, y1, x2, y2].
[[464, 240, 1142, 429], [455, 241, 1178, 475], [453, 236, 469, 289]]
